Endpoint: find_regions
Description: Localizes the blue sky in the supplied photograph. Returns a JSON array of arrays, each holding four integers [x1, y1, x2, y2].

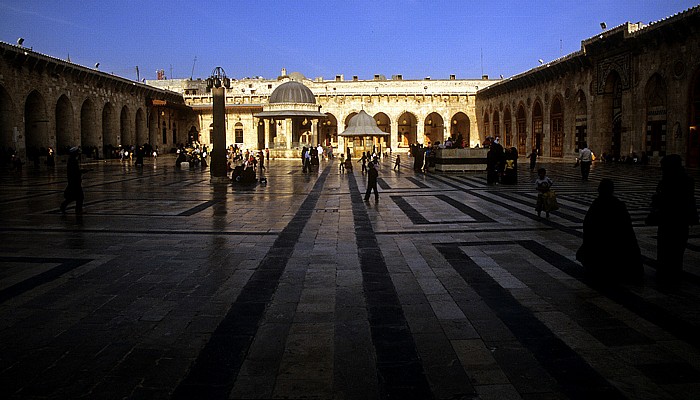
[[1, 0, 698, 81]]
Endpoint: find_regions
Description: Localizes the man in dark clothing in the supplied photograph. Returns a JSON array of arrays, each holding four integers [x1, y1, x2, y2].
[[60, 147, 90, 213], [364, 161, 379, 202]]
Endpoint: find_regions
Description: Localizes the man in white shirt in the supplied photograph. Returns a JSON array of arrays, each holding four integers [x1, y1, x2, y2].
[[579, 143, 593, 181]]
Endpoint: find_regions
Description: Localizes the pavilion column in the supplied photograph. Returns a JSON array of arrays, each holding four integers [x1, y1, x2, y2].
[[312, 119, 319, 146], [264, 119, 271, 149], [285, 118, 293, 149]]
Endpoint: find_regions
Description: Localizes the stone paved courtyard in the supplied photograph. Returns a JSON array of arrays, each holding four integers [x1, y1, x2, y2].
[[1, 154, 699, 399]]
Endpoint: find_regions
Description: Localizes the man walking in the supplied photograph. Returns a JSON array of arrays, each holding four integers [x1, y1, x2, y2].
[[364, 161, 379, 202], [579, 143, 593, 181], [60, 147, 90, 213]]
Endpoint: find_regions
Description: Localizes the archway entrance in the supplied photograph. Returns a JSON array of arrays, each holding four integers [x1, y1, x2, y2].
[[550, 97, 563, 157], [424, 112, 443, 145], [24, 90, 49, 154], [374, 112, 390, 149], [397, 112, 417, 147], [575, 90, 588, 152], [645, 74, 667, 159], [517, 105, 527, 155], [450, 112, 470, 146], [688, 68, 700, 168], [0, 85, 15, 149], [321, 113, 338, 148], [102, 103, 117, 157], [503, 108, 512, 148], [532, 101, 543, 155]]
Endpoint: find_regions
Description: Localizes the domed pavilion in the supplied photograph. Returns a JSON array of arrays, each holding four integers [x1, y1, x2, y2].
[[255, 75, 326, 157], [339, 110, 389, 158]]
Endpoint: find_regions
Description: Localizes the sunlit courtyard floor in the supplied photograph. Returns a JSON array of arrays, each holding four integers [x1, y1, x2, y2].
[[1, 154, 699, 399]]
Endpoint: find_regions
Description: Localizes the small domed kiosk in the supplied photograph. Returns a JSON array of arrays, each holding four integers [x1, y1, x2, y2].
[[339, 110, 389, 158], [255, 76, 326, 158]]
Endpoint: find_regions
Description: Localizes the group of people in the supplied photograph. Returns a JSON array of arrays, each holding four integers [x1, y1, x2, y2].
[[534, 152, 699, 285], [486, 139, 519, 185]]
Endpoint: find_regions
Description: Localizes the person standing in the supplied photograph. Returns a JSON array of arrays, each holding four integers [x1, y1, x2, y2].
[[60, 147, 89, 214], [339, 154, 345, 173], [527, 148, 537, 172], [577, 179, 642, 283], [647, 154, 699, 280], [578, 143, 593, 181], [535, 168, 556, 218], [364, 161, 379, 202], [46, 147, 55, 167], [394, 154, 401, 171], [358, 152, 368, 173]]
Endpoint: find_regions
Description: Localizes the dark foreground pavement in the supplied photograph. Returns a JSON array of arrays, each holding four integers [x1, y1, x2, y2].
[[1, 154, 699, 399]]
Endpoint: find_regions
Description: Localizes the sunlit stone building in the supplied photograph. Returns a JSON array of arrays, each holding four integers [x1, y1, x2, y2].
[[148, 70, 493, 158], [477, 6, 700, 167], [1, 6, 698, 164]]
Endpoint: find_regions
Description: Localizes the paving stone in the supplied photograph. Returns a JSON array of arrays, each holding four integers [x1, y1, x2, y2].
[[1, 157, 699, 399]]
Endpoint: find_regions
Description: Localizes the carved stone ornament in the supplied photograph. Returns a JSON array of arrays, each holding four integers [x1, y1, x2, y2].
[[597, 53, 631, 94]]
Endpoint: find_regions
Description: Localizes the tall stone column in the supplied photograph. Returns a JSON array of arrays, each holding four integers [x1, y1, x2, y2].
[[312, 119, 319, 146], [210, 86, 228, 182], [285, 118, 293, 149], [390, 120, 399, 152], [417, 123, 425, 145]]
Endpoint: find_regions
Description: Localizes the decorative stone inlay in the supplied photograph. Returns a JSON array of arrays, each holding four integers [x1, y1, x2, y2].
[[597, 53, 631, 94]]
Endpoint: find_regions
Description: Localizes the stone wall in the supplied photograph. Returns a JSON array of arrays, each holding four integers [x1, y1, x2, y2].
[[0, 41, 197, 158], [476, 7, 700, 167]]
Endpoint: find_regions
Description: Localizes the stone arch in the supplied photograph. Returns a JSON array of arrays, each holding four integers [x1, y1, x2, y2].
[[688, 67, 700, 168], [483, 110, 490, 138], [234, 122, 244, 144], [397, 111, 417, 147], [374, 112, 391, 148], [0, 84, 17, 149], [532, 99, 543, 155], [424, 112, 444, 145], [550, 95, 564, 157], [120, 105, 132, 146], [256, 118, 266, 150], [503, 107, 512, 148], [575, 90, 588, 151], [492, 109, 500, 141], [644, 73, 667, 157], [344, 112, 358, 129], [80, 98, 98, 150], [601, 70, 622, 159], [516, 103, 527, 155], [188, 126, 199, 149], [24, 90, 49, 153], [135, 107, 147, 145], [55, 95, 74, 154], [450, 112, 470, 145], [321, 113, 338, 147], [102, 103, 117, 157]]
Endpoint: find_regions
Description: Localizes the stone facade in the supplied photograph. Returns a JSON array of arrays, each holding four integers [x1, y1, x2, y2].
[[0, 41, 197, 158], [3, 6, 698, 165], [148, 73, 495, 157], [476, 6, 700, 167]]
